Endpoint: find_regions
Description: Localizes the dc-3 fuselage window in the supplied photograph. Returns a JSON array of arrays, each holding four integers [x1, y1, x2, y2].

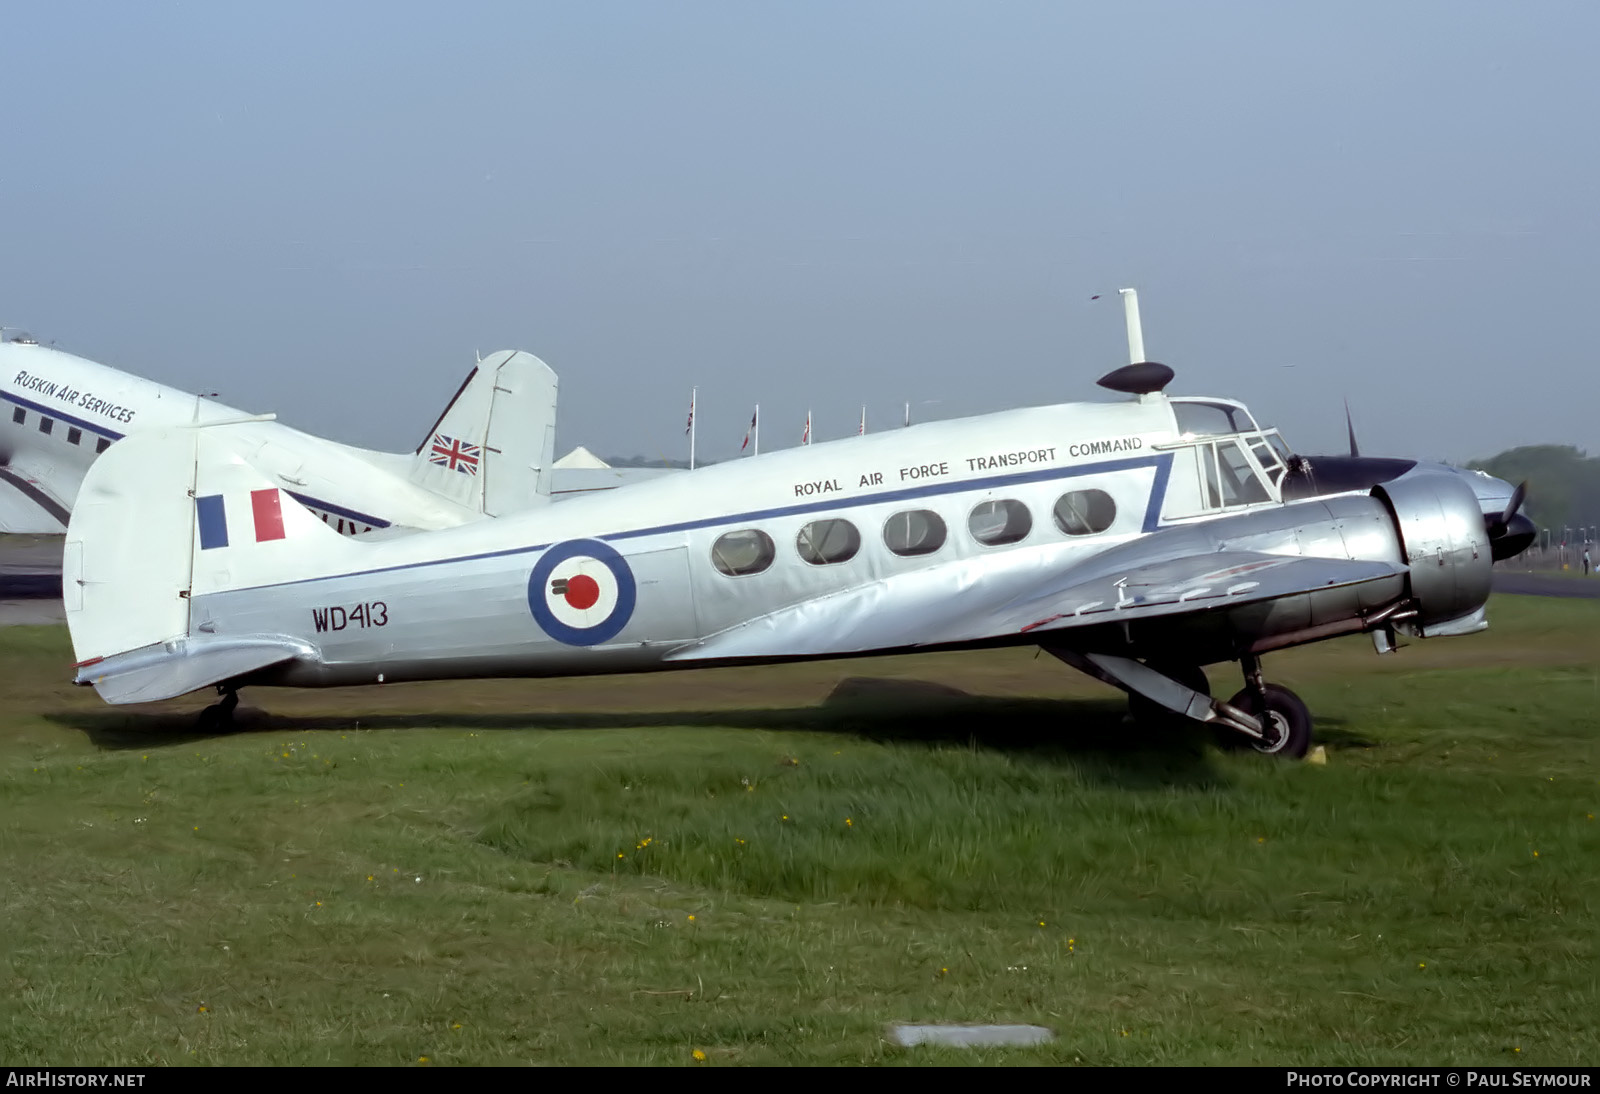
[[711, 529, 777, 576], [968, 499, 1032, 546], [883, 509, 947, 557], [10, 407, 22, 425], [38, 417, 53, 436], [797, 519, 861, 565], [96, 437, 112, 454], [1053, 489, 1116, 536]]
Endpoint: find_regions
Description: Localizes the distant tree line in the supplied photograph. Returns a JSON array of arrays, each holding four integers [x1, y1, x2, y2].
[[603, 455, 701, 469], [1469, 445, 1600, 539]]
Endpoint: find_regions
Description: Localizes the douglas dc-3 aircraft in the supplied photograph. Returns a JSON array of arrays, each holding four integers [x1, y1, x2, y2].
[[63, 350, 1537, 756], [0, 333, 559, 536]]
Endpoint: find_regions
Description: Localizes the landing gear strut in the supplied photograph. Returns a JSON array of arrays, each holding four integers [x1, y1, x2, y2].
[[1220, 653, 1312, 758], [197, 687, 239, 732], [1041, 646, 1313, 759], [1128, 661, 1210, 728]]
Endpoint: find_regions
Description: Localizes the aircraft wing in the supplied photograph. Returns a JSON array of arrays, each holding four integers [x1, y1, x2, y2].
[[667, 549, 1407, 663]]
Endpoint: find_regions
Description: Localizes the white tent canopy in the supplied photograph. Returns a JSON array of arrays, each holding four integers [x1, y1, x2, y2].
[[553, 446, 611, 470]]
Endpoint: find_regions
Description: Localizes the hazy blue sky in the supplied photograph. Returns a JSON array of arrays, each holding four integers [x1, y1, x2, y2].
[[3, 2, 1595, 464]]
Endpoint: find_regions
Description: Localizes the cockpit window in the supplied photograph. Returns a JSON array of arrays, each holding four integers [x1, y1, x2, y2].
[[1266, 432, 1293, 466], [1216, 441, 1271, 505], [1249, 437, 1287, 486], [1173, 400, 1256, 437]]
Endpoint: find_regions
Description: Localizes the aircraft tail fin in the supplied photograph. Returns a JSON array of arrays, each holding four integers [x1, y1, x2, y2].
[[66, 424, 360, 702], [409, 351, 558, 517]]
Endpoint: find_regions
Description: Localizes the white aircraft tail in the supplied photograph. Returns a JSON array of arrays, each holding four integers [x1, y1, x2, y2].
[[410, 350, 558, 516], [67, 424, 361, 702]]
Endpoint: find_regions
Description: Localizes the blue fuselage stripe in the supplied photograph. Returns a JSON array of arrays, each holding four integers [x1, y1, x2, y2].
[[601, 454, 1169, 543], [284, 491, 393, 530], [222, 452, 1175, 593], [0, 388, 127, 440]]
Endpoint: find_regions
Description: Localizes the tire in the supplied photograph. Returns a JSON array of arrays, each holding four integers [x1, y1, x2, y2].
[[1128, 662, 1210, 728], [1224, 684, 1312, 759]]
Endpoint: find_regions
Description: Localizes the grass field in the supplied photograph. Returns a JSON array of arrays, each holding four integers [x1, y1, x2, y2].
[[1, 596, 1597, 1066]]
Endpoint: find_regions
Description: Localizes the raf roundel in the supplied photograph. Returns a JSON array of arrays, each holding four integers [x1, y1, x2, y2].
[[527, 539, 637, 646]]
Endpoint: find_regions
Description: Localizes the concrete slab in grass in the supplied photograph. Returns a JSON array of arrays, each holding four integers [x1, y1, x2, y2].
[[889, 1024, 1054, 1048]]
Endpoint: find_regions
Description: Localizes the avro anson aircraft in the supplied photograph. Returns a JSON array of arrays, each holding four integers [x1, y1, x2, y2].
[[62, 342, 1536, 755], [0, 334, 558, 535]]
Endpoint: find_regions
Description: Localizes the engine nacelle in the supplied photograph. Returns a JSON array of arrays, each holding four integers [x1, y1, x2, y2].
[[1374, 472, 1492, 633]]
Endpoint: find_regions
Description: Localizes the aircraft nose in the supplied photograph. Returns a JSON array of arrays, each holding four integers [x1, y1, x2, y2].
[[1463, 470, 1537, 562], [1457, 468, 1517, 520]]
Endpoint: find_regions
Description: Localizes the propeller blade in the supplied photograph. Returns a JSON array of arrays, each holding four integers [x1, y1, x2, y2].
[[1501, 481, 1527, 527], [1344, 399, 1360, 458]]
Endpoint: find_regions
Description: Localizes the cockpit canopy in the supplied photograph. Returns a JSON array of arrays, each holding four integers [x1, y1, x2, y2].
[[1161, 397, 1295, 515]]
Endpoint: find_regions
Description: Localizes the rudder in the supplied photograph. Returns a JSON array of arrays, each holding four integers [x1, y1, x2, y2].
[[409, 350, 558, 516]]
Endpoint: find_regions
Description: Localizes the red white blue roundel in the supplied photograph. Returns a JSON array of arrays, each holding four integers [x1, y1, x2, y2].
[[527, 539, 637, 646]]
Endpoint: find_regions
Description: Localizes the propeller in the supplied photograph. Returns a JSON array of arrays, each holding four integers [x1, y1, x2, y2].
[[1487, 480, 1536, 561], [1495, 481, 1527, 531], [1344, 399, 1360, 458]]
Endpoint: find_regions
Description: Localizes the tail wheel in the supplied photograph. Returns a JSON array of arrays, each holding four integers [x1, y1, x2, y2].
[[1128, 662, 1210, 728], [1224, 684, 1312, 758]]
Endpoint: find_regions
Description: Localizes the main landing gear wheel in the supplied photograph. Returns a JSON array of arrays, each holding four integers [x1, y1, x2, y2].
[[1224, 684, 1312, 759], [1128, 662, 1209, 729], [196, 689, 239, 733]]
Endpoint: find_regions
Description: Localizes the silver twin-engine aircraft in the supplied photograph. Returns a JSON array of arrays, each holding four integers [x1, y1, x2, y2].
[[0, 334, 559, 536], [63, 357, 1536, 756]]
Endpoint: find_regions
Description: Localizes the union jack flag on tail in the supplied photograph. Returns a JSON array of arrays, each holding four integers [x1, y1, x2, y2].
[[801, 410, 811, 446], [429, 433, 481, 475]]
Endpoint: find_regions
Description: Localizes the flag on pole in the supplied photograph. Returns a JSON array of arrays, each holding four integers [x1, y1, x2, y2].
[[687, 386, 698, 470], [801, 410, 811, 446], [741, 407, 758, 452], [858, 406, 866, 435]]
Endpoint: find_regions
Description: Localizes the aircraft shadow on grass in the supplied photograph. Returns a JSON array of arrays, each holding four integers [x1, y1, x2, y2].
[[48, 677, 1361, 790]]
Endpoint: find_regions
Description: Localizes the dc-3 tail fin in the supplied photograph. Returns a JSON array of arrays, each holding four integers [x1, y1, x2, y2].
[[409, 350, 558, 517], [67, 425, 358, 703]]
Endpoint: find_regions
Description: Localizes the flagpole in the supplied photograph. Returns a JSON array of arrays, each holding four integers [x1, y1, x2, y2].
[[688, 387, 697, 470], [904, 401, 910, 428], [859, 405, 866, 435], [754, 403, 760, 456]]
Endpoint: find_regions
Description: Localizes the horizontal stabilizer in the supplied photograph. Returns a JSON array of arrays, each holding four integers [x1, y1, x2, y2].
[[668, 549, 1407, 663], [66, 424, 360, 695], [75, 635, 313, 705]]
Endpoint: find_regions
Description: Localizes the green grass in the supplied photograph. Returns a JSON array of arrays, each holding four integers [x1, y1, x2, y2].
[[1, 596, 1597, 1065]]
